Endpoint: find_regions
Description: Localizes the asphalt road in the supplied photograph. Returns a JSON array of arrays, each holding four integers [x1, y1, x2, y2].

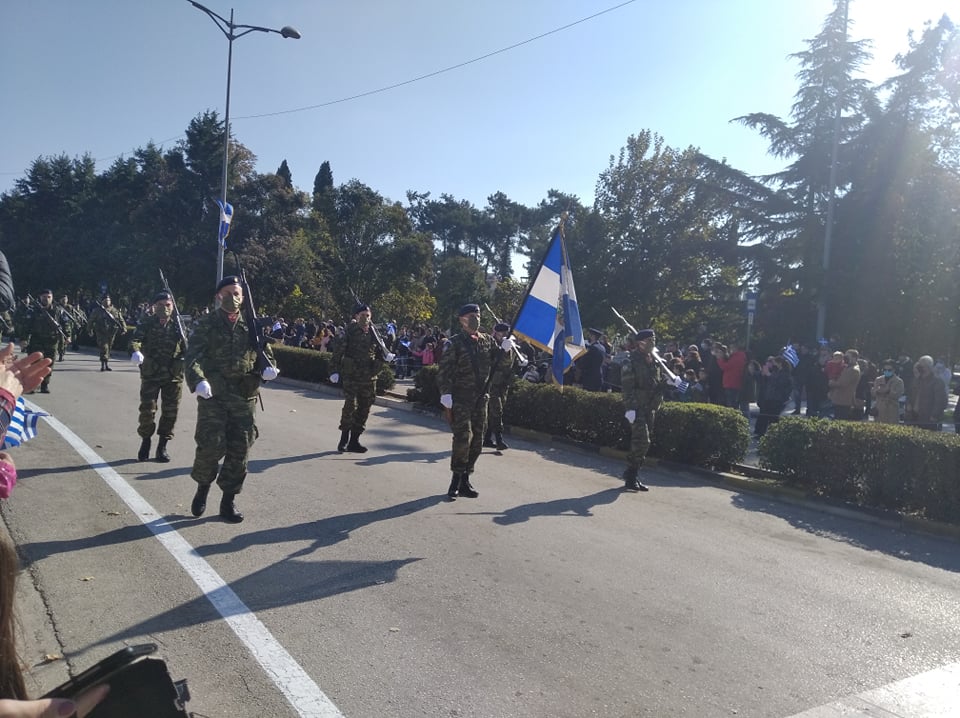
[[3, 350, 960, 717]]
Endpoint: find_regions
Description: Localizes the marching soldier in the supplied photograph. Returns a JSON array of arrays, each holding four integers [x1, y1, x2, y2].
[[437, 303, 497, 500], [185, 275, 278, 523], [89, 295, 126, 371], [130, 290, 187, 463], [620, 329, 669, 491], [19, 289, 68, 394], [483, 322, 518, 450], [56, 294, 80, 360], [329, 303, 392, 453]]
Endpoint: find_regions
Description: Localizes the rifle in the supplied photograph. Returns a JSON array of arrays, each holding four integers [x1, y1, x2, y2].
[[347, 288, 392, 360], [159, 268, 189, 349], [95, 300, 127, 334], [482, 302, 529, 367], [231, 254, 274, 410], [42, 307, 69, 342], [610, 306, 681, 384]]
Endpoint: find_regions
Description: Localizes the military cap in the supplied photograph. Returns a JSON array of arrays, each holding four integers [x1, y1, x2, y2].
[[152, 290, 172, 303], [352, 303, 370, 315], [494, 322, 510, 333], [216, 275, 241, 292], [633, 329, 655, 341], [588, 327, 602, 337], [39, 288, 53, 295], [458, 303, 480, 317]]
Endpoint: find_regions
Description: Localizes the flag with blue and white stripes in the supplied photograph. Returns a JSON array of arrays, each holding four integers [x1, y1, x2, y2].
[[3, 397, 46, 449], [215, 199, 233, 249], [782, 345, 800, 368], [512, 224, 586, 385]]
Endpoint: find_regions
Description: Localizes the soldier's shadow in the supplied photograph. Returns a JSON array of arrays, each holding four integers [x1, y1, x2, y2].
[[469, 488, 624, 525], [353, 450, 448, 466]]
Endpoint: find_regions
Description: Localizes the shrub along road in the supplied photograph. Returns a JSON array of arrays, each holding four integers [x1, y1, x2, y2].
[[3, 350, 960, 717]]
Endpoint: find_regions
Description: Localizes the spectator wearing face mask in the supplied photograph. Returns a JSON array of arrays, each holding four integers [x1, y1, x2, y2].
[[871, 359, 905, 424], [828, 349, 862, 421]]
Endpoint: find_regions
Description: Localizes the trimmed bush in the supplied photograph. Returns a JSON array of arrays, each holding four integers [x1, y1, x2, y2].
[[759, 418, 960, 521], [410, 366, 749, 470], [272, 345, 395, 394]]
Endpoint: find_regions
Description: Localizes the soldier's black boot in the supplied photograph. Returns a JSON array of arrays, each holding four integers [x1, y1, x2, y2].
[[446, 473, 461, 501], [190, 484, 210, 517], [482, 429, 496, 448], [337, 430, 350, 453], [346, 430, 367, 453], [494, 432, 509, 450], [155, 439, 170, 463], [622, 467, 648, 492], [458, 474, 479, 498], [219, 492, 244, 523], [104, 360, 112, 371], [100, 359, 107, 372], [39, 380, 50, 394], [137, 437, 151, 462]]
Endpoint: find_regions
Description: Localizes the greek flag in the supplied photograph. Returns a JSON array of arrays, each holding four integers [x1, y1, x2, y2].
[[3, 398, 45, 449], [782, 345, 800, 368], [512, 224, 586, 385], [216, 199, 233, 248]]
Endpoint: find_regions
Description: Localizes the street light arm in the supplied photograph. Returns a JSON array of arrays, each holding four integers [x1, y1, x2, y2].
[[188, 0, 232, 40], [234, 23, 301, 40]]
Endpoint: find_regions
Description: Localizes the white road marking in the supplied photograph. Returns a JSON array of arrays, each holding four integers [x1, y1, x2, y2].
[[787, 661, 960, 717], [32, 404, 345, 718]]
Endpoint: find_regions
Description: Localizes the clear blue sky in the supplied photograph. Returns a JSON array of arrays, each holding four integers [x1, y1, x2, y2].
[[1, 0, 954, 211]]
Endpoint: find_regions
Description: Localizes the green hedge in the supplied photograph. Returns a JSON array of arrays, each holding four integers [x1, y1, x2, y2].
[[758, 418, 960, 521], [272, 345, 396, 394], [409, 365, 749, 470]]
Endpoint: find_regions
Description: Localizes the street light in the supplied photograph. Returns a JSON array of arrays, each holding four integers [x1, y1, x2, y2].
[[187, 1, 301, 284]]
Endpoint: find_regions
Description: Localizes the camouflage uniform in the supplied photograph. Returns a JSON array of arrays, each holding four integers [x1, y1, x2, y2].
[[56, 298, 79, 359], [21, 301, 67, 392], [185, 309, 273, 495], [89, 301, 126, 368], [332, 320, 385, 445], [485, 344, 516, 445], [621, 348, 665, 482], [437, 330, 496, 476], [130, 314, 187, 442]]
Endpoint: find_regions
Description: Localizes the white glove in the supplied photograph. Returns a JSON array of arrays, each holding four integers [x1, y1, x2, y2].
[[195, 380, 213, 399], [517, 354, 529, 367], [500, 336, 516, 352], [624, 410, 636, 424], [384, 352, 396, 362], [668, 375, 682, 387], [329, 372, 340, 384], [131, 350, 144, 365], [440, 394, 453, 409], [261, 366, 279, 381]]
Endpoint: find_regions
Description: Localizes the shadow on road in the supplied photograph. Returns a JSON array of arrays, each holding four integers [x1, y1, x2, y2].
[[730, 492, 960, 574], [476, 487, 624, 525], [91, 554, 422, 649]]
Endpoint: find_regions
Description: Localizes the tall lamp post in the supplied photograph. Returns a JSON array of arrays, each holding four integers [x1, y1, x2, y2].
[[188, 1, 301, 283]]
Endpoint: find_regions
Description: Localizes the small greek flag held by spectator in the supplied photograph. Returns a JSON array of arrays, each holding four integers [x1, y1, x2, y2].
[[215, 199, 233, 248], [675, 379, 690, 394], [3, 398, 46, 449], [782, 345, 800, 368]]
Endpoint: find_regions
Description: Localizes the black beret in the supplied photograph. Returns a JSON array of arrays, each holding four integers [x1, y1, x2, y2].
[[633, 329, 655, 341], [458, 303, 480, 317], [39, 289, 53, 295], [152, 290, 172, 303], [353, 303, 370, 315], [217, 275, 241, 292], [494, 322, 510, 333]]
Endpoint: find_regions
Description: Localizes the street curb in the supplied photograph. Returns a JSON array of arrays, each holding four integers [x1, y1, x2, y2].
[[273, 377, 960, 543]]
